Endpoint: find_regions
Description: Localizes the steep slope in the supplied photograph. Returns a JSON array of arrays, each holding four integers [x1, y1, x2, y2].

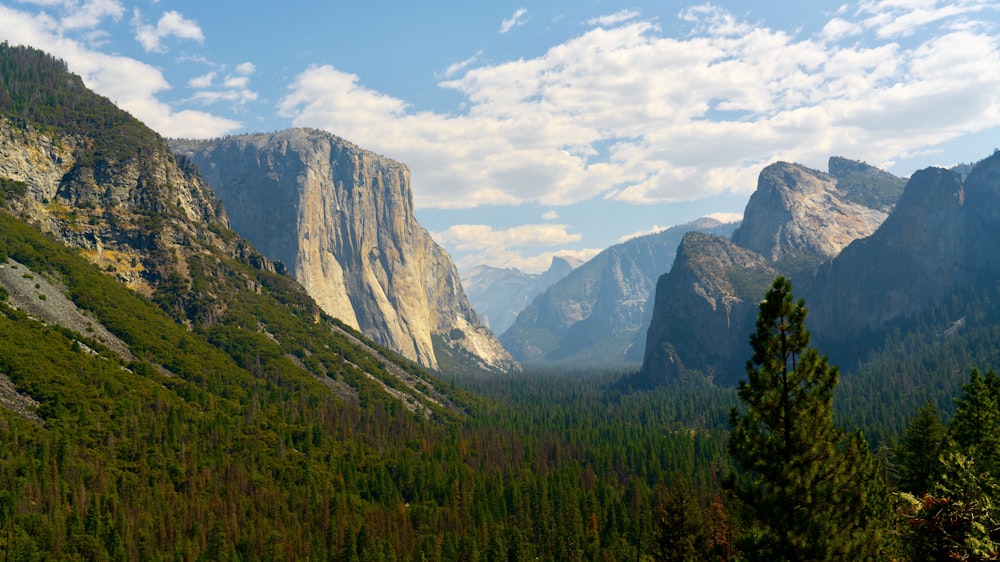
[[807, 151, 1000, 351], [0, 43, 465, 414], [641, 232, 777, 386], [462, 256, 579, 334], [501, 217, 738, 367], [172, 130, 517, 374], [641, 157, 904, 384]]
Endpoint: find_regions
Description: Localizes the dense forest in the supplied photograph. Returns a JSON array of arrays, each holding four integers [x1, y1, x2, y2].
[[1, 41, 1000, 560]]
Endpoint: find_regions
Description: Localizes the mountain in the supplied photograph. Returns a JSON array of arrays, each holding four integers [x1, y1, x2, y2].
[[171, 130, 517, 374], [500, 217, 739, 368], [0, 43, 513, 560], [640, 158, 906, 384], [806, 152, 1000, 350], [641, 232, 778, 386], [462, 256, 579, 334], [731, 159, 895, 267]]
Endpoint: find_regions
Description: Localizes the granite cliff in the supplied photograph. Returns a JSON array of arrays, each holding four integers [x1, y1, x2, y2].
[[172, 129, 517, 373], [731, 160, 892, 265], [641, 232, 777, 385], [500, 217, 738, 368], [640, 157, 905, 384]]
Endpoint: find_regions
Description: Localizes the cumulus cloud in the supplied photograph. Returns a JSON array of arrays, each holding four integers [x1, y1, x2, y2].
[[279, 2, 1000, 212], [134, 9, 204, 53], [0, 5, 240, 138], [188, 71, 215, 89], [542, 210, 559, 220], [234, 61, 256, 75], [499, 8, 527, 34], [15, 0, 124, 32]]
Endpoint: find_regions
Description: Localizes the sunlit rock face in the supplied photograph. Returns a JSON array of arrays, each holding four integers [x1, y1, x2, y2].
[[173, 129, 517, 373], [731, 160, 891, 263]]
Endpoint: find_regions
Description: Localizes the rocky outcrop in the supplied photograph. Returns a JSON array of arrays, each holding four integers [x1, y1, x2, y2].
[[463, 256, 579, 334], [0, 117, 234, 296], [172, 129, 517, 373], [731, 161, 892, 264], [500, 217, 738, 367], [641, 232, 777, 386]]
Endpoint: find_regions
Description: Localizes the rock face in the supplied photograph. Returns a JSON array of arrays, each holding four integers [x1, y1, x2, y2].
[[462, 256, 579, 334], [172, 129, 517, 373], [641, 232, 777, 386], [807, 152, 1000, 344], [500, 217, 738, 367], [0, 116, 234, 295], [731, 161, 890, 263], [640, 157, 904, 384]]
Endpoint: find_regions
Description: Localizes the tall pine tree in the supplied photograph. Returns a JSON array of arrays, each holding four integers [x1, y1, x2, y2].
[[727, 276, 889, 561]]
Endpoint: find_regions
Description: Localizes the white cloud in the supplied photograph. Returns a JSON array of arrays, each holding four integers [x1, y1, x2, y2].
[[15, 0, 124, 31], [188, 71, 215, 89], [704, 211, 743, 223], [0, 5, 240, 138], [278, 3, 1000, 212], [441, 50, 483, 79], [434, 223, 581, 250], [542, 210, 559, 220], [499, 8, 527, 34], [587, 9, 641, 27], [856, 0, 996, 38], [234, 61, 256, 75], [431, 222, 594, 272], [134, 9, 204, 53]]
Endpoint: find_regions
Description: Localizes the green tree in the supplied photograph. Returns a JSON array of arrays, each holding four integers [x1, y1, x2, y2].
[[651, 475, 707, 562], [727, 276, 889, 561], [949, 369, 1000, 476], [897, 401, 947, 495]]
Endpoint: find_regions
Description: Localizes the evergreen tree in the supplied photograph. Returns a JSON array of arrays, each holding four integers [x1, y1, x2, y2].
[[651, 476, 707, 562], [897, 401, 947, 495], [727, 276, 889, 561]]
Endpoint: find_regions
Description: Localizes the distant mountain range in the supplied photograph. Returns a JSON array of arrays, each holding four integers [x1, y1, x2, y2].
[[461, 256, 581, 335], [499, 217, 739, 368]]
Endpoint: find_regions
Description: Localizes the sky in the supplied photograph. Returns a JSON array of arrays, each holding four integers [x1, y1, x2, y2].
[[1, 1, 999, 274]]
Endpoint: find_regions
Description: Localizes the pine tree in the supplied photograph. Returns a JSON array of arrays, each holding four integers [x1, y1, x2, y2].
[[727, 276, 889, 561], [897, 401, 947, 495]]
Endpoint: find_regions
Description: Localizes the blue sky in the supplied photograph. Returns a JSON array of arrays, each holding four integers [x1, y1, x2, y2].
[[2, 1, 999, 273]]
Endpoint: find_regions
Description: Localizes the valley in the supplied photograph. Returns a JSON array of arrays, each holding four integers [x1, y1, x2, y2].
[[0, 42, 999, 560]]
